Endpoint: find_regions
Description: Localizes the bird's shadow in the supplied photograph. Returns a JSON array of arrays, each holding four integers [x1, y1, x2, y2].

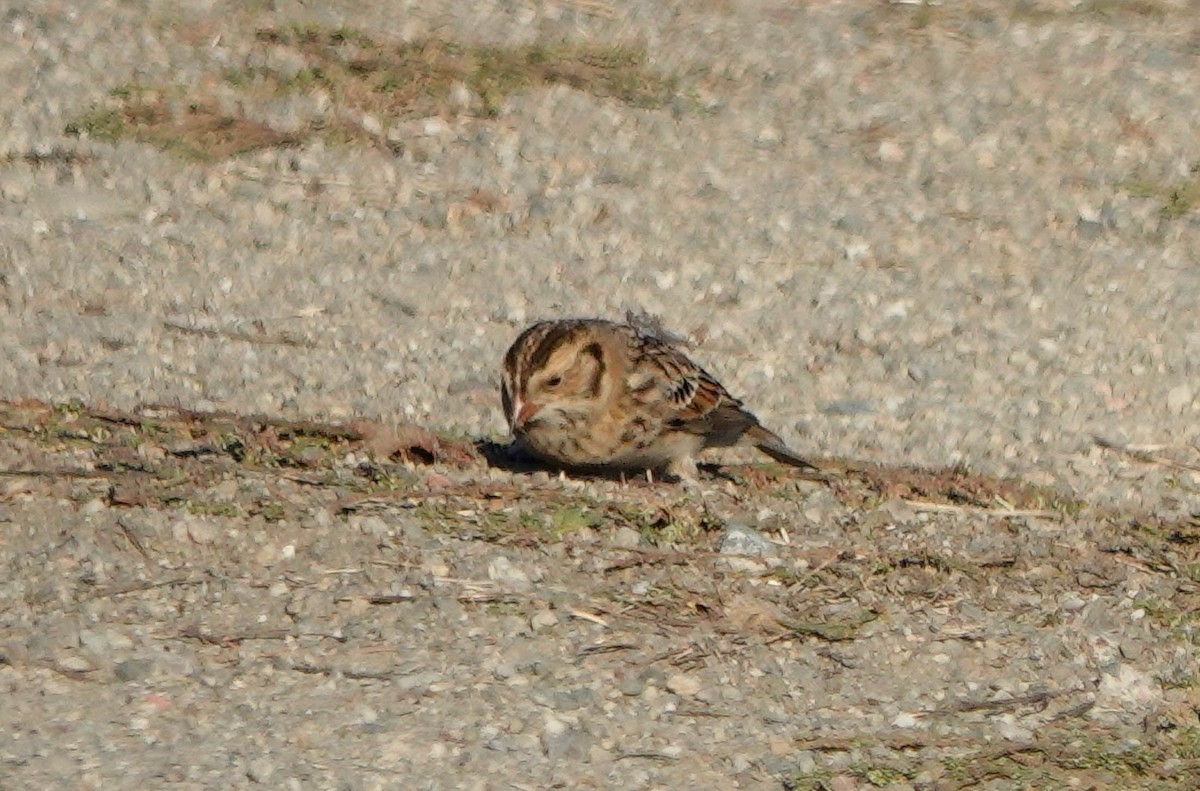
[[474, 439, 738, 484]]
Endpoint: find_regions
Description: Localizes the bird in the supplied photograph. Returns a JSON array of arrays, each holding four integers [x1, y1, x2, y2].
[[500, 317, 821, 481]]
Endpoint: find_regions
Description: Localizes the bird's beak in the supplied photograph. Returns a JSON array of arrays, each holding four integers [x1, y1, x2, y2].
[[512, 399, 539, 430]]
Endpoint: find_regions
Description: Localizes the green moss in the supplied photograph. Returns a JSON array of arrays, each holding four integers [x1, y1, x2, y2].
[[856, 764, 913, 786], [1174, 728, 1200, 761], [254, 500, 288, 522], [1059, 739, 1155, 775], [1123, 168, 1200, 219], [64, 108, 125, 141], [187, 499, 242, 518], [781, 770, 833, 791], [542, 504, 599, 538]]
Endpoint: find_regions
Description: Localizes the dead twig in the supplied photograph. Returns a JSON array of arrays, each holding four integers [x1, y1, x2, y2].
[[282, 660, 402, 681], [933, 688, 1063, 716], [116, 518, 151, 559], [0, 468, 109, 479], [615, 750, 680, 762], [575, 642, 637, 657], [902, 499, 1059, 520], [38, 661, 101, 682], [670, 706, 729, 718], [604, 547, 694, 572], [161, 319, 319, 348], [1093, 435, 1200, 473], [178, 624, 293, 645], [793, 732, 934, 752], [567, 606, 609, 627], [81, 575, 202, 602], [362, 593, 417, 605]]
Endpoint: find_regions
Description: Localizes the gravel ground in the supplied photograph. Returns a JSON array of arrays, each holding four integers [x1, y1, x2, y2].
[[2, 0, 1199, 789]]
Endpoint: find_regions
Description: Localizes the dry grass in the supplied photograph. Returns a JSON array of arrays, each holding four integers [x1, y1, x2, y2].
[[874, 0, 1179, 37], [65, 23, 679, 160], [65, 89, 303, 162], [246, 26, 676, 119]]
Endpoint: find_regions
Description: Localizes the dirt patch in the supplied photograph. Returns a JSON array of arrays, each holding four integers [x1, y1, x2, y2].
[[2, 399, 1199, 788]]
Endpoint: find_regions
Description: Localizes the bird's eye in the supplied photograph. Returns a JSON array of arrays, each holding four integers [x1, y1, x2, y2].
[[545, 374, 563, 388]]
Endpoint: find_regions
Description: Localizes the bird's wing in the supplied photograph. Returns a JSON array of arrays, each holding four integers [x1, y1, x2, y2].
[[630, 330, 759, 445]]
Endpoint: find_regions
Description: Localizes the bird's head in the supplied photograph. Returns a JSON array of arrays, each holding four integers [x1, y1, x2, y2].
[[501, 321, 610, 434]]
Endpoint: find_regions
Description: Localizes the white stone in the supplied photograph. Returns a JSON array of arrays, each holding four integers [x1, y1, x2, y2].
[[666, 674, 701, 697], [1167, 384, 1193, 415]]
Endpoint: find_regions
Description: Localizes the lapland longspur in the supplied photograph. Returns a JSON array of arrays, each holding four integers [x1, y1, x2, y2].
[[500, 318, 819, 480]]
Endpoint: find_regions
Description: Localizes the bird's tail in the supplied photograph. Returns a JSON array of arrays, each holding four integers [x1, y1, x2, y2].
[[746, 424, 826, 477]]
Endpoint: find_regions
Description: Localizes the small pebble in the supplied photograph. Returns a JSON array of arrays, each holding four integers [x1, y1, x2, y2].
[[488, 556, 532, 590], [114, 659, 154, 682], [246, 757, 275, 784], [666, 674, 702, 697], [608, 526, 642, 548], [618, 676, 646, 697], [718, 522, 776, 557]]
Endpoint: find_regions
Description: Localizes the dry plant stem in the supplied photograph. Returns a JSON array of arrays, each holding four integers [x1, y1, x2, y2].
[[161, 319, 319, 348], [902, 499, 1060, 519], [1093, 434, 1200, 473]]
